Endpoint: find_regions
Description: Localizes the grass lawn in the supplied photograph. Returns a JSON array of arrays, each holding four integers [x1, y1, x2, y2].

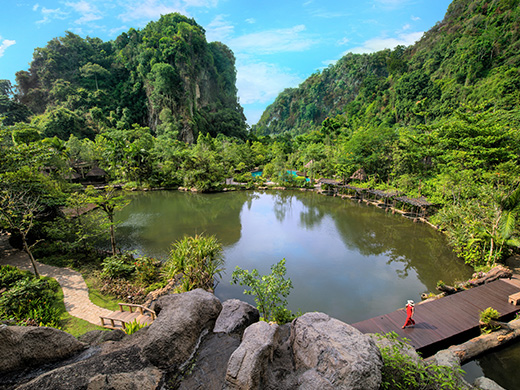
[[83, 272, 120, 311]]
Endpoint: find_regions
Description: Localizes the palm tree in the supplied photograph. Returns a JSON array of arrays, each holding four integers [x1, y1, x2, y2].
[[485, 185, 520, 265]]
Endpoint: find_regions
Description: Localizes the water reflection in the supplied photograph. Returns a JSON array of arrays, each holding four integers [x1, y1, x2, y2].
[[117, 191, 256, 256], [463, 341, 520, 389], [115, 190, 473, 323]]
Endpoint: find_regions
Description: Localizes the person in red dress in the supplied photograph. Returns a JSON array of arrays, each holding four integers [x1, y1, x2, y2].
[[402, 300, 415, 329]]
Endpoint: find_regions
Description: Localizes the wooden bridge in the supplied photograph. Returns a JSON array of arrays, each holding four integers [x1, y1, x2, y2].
[[351, 279, 520, 357], [100, 303, 156, 331]]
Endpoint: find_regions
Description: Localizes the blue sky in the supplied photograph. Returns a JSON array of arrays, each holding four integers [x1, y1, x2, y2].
[[0, 0, 452, 124]]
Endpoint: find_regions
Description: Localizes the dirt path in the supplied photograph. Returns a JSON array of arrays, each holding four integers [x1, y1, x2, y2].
[[0, 235, 112, 326]]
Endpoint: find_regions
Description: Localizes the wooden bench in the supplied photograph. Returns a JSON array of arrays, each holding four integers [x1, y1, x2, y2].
[[100, 303, 156, 330], [508, 292, 520, 305]]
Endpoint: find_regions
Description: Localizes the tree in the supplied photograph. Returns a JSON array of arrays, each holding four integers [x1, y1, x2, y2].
[[86, 185, 129, 255], [231, 258, 293, 323], [483, 185, 520, 265], [79, 62, 110, 91], [0, 175, 47, 277]]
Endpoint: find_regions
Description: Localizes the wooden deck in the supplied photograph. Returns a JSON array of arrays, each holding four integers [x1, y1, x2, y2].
[[351, 279, 520, 357], [100, 303, 156, 331]]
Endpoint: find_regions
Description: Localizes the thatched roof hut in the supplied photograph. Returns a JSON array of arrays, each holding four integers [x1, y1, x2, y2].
[[350, 168, 367, 182], [86, 167, 107, 178]]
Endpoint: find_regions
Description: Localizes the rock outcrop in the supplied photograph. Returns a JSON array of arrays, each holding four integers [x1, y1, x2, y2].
[[214, 299, 259, 336], [2, 291, 496, 390], [0, 325, 86, 375], [224, 312, 383, 390]]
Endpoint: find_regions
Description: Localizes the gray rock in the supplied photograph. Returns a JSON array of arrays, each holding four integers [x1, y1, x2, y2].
[[225, 321, 279, 389], [14, 344, 150, 390], [79, 329, 126, 346], [214, 299, 259, 336], [473, 377, 507, 390], [177, 333, 241, 390], [16, 346, 148, 390], [291, 312, 383, 390], [12, 290, 222, 389], [141, 288, 222, 369], [429, 349, 461, 369], [86, 367, 164, 390], [0, 325, 86, 374]]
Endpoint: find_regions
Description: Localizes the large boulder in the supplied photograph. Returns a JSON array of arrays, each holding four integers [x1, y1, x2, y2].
[[142, 288, 222, 369], [214, 299, 259, 336], [225, 312, 383, 390], [0, 325, 86, 374], [14, 345, 151, 390], [291, 312, 383, 390], [174, 299, 258, 390], [12, 290, 222, 390], [225, 321, 280, 389]]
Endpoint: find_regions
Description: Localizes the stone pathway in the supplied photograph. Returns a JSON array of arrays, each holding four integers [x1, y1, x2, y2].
[[0, 235, 112, 326]]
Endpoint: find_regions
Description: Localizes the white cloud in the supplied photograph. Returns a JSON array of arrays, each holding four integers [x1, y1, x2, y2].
[[400, 23, 411, 31], [346, 31, 423, 54], [109, 25, 129, 37], [411, 15, 421, 21], [309, 9, 348, 18], [236, 61, 302, 105], [322, 59, 337, 67], [337, 37, 350, 46], [118, 0, 218, 22], [35, 6, 68, 25], [33, 4, 39, 11], [65, 0, 103, 24], [118, 0, 184, 22], [0, 38, 16, 58], [229, 25, 317, 55], [245, 18, 256, 24], [205, 14, 234, 42], [374, 0, 412, 8]]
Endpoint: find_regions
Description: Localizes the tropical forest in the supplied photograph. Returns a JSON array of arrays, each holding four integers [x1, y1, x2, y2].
[[1, 0, 520, 388]]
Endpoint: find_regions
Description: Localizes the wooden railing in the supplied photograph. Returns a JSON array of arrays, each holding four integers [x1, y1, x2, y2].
[[99, 303, 156, 330], [117, 303, 157, 320]]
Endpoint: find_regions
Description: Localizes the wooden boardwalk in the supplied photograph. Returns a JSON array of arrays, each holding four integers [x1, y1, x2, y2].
[[351, 279, 520, 357]]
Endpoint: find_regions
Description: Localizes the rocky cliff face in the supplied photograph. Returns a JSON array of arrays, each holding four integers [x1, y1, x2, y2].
[[15, 14, 247, 142]]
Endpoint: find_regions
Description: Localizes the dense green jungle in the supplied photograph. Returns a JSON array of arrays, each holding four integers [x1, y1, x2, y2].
[[1, 0, 519, 279]]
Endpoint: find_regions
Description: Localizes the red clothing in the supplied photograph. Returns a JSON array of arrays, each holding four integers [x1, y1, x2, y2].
[[403, 304, 415, 328]]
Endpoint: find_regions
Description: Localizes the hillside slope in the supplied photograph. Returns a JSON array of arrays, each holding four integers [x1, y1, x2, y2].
[[253, 0, 520, 135]]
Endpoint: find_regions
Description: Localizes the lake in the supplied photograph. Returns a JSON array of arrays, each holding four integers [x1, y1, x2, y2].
[[115, 190, 474, 324]]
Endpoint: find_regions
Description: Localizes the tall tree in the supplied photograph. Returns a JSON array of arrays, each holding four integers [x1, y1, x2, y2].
[[86, 185, 129, 255]]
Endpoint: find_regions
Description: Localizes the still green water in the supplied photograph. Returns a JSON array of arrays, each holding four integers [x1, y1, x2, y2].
[[115, 190, 473, 323]]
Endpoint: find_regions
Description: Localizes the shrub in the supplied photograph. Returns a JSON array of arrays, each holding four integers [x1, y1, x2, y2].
[[134, 256, 162, 285], [0, 267, 62, 327], [479, 307, 501, 333], [231, 258, 294, 323], [101, 253, 136, 279], [0, 265, 33, 289], [163, 234, 224, 293], [124, 319, 147, 335], [96, 274, 147, 304], [376, 332, 465, 390]]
